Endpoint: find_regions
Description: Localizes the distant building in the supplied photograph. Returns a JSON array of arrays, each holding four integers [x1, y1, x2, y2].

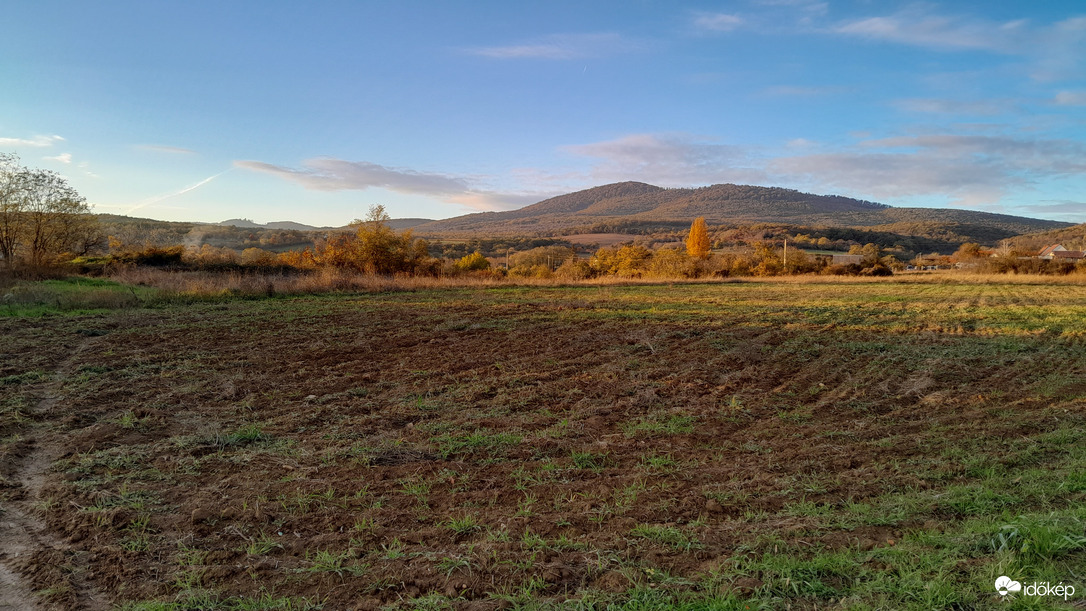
[[1038, 244, 1084, 261], [831, 254, 864, 266], [1053, 250, 1085, 262], [1038, 244, 1067, 259]]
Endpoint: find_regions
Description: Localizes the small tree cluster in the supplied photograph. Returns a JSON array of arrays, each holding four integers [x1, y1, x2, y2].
[[0, 153, 101, 270], [283, 205, 438, 275], [578, 239, 893, 279], [508, 245, 576, 278]]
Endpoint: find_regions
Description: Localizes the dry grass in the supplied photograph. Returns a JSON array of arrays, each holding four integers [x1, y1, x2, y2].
[[108, 266, 505, 295], [106, 266, 1086, 299], [732, 269, 1086, 285], [106, 266, 735, 297]]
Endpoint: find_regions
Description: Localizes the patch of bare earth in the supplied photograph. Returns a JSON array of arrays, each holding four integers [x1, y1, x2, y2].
[[0, 331, 109, 611]]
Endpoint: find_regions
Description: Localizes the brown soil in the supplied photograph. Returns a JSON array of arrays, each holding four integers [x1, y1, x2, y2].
[[1, 285, 1082, 608], [0, 336, 109, 611]]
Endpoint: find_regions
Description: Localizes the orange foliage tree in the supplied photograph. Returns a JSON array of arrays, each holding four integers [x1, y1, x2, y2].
[[686, 217, 710, 259]]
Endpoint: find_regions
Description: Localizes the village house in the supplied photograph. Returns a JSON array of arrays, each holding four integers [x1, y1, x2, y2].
[[1038, 244, 1085, 262]]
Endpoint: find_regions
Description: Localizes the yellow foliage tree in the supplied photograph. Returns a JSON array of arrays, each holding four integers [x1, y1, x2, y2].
[[455, 251, 490, 271], [686, 217, 710, 259]]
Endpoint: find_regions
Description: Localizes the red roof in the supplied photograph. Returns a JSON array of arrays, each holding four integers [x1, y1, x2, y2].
[[1052, 250, 1084, 259]]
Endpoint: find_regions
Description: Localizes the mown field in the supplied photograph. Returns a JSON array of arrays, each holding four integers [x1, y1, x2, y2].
[[1, 277, 1085, 610]]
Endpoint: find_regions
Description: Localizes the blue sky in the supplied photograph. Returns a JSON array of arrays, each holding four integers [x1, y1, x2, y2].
[[2, 1, 1085, 226]]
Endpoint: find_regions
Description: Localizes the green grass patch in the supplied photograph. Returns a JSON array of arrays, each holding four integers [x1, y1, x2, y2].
[[432, 430, 522, 459]]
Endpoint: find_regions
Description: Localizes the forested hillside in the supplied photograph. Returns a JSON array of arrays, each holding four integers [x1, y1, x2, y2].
[[417, 182, 1068, 244]]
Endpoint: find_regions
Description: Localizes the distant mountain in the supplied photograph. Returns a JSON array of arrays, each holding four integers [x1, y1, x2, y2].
[[265, 221, 322, 231], [217, 218, 434, 231], [414, 182, 1070, 244], [220, 218, 330, 230], [387, 218, 435, 230], [219, 218, 264, 228]]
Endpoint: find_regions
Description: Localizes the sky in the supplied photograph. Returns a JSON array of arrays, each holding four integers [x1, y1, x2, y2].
[[2, 1, 1085, 226]]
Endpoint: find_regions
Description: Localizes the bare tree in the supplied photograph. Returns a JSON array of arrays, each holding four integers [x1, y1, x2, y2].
[[996, 239, 1015, 257]]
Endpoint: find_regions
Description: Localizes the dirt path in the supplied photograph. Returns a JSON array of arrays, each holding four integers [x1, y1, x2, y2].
[[0, 563, 36, 611], [0, 450, 54, 611], [0, 340, 109, 611]]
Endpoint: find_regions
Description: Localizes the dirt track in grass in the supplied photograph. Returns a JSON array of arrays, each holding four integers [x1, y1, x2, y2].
[[1, 281, 1085, 609]]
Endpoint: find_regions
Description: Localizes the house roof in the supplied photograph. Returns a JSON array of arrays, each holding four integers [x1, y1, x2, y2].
[[1038, 244, 1067, 257], [1052, 250, 1084, 259]]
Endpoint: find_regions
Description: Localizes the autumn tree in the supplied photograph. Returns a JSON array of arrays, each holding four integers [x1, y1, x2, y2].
[[554, 257, 592, 280], [648, 247, 696, 278], [352, 205, 405, 273], [590, 244, 652, 277], [849, 242, 883, 266], [0, 153, 100, 270], [295, 204, 434, 274], [278, 248, 317, 269], [0, 154, 23, 264], [240, 247, 278, 266], [455, 251, 490, 271], [508, 245, 575, 276], [686, 217, 710, 259], [750, 241, 783, 277], [314, 233, 359, 269], [953, 242, 984, 262], [188, 244, 238, 265]]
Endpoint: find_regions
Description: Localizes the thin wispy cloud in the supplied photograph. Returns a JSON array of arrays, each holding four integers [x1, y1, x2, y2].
[[1054, 91, 1086, 105], [754, 0, 827, 12], [771, 150, 1011, 206], [893, 98, 1013, 115], [832, 8, 1086, 69], [762, 85, 845, 97], [861, 134, 1086, 174], [562, 133, 765, 186], [692, 12, 744, 33], [1019, 200, 1086, 216], [754, 0, 828, 27], [0, 134, 64, 148], [137, 144, 198, 155], [126, 171, 229, 214], [43, 152, 72, 164], [236, 158, 538, 211], [831, 8, 1086, 83], [772, 132, 1086, 206], [833, 9, 1031, 52], [448, 191, 544, 211], [464, 33, 637, 60], [236, 159, 471, 195]]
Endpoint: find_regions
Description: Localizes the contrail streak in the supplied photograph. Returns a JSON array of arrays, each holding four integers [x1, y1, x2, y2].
[[126, 169, 230, 214]]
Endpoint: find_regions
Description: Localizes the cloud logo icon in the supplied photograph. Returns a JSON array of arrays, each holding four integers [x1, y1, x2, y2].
[[995, 576, 1022, 596]]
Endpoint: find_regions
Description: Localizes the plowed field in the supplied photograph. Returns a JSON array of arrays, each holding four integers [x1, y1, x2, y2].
[[2, 280, 1085, 610]]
